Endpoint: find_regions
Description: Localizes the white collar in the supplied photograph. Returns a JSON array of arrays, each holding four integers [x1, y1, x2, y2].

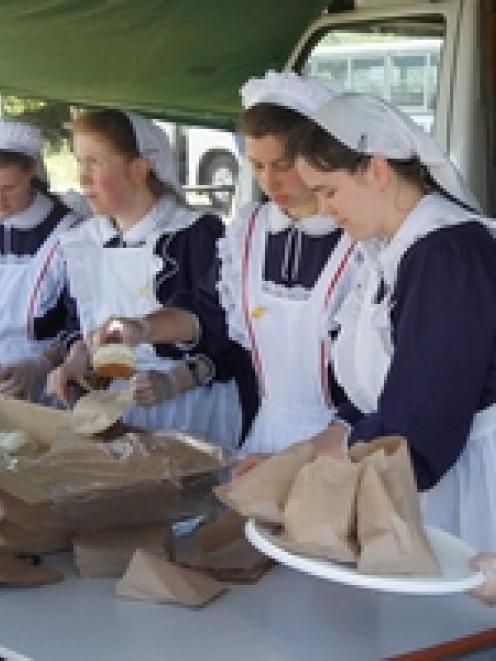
[[1, 192, 53, 229], [375, 193, 475, 289], [96, 195, 202, 244], [266, 202, 336, 236]]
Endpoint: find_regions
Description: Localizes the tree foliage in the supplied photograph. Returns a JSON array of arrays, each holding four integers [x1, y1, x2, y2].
[[1, 96, 72, 152]]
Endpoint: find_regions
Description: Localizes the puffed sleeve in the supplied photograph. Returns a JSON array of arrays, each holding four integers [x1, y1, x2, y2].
[[341, 224, 496, 490], [32, 240, 83, 348], [172, 204, 257, 362]]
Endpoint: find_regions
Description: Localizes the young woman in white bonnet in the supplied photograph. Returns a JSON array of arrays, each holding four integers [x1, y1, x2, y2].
[[87, 72, 360, 470], [0, 118, 78, 401], [46, 109, 243, 448], [291, 91, 496, 552]]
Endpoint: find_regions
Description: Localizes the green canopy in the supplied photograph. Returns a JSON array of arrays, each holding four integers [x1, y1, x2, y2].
[[0, 0, 331, 127]]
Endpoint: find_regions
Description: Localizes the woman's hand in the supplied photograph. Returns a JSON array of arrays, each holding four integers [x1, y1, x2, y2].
[[233, 453, 270, 478], [132, 370, 177, 406], [46, 341, 90, 406], [87, 316, 147, 350], [469, 554, 496, 605], [311, 420, 349, 459]]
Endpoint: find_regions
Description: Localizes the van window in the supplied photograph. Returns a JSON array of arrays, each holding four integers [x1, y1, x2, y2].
[[301, 16, 445, 134]]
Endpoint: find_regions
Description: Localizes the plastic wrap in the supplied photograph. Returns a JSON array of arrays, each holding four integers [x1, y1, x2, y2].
[[0, 398, 231, 533]]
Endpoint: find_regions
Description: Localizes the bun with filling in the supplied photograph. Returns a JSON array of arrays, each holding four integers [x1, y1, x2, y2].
[[92, 343, 136, 378]]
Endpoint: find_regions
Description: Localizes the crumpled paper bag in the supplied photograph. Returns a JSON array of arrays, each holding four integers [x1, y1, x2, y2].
[[281, 456, 360, 563], [351, 437, 440, 575], [116, 549, 226, 606], [215, 441, 314, 524]]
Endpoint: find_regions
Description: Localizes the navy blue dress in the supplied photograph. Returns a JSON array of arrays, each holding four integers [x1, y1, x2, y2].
[[337, 221, 496, 490]]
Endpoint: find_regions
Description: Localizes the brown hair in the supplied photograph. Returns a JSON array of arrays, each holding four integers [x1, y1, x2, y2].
[[72, 109, 182, 202], [238, 103, 310, 144], [286, 119, 438, 193], [0, 150, 35, 171]]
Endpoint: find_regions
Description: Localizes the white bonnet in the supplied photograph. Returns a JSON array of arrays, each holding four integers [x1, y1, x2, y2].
[[0, 118, 43, 158], [312, 93, 480, 212], [240, 70, 342, 119], [124, 112, 182, 196]]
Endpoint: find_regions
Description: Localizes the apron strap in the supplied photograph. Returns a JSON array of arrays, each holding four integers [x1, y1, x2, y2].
[[241, 206, 266, 396], [321, 240, 357, 406]]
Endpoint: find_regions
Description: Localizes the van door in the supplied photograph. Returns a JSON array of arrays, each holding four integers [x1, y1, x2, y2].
[[286, 1, 491, 212]]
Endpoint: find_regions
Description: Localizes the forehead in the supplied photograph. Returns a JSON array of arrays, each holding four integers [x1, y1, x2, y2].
[[72, 130, 122, 157], [0, 162, 32, 183], [245, 133, 287, 162], [295, 157, 337, 185]]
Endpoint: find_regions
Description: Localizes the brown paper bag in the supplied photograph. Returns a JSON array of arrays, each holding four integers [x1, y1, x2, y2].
[[0, 553, 62, 586], [215, 441, 315, 524], [195, 510, 245, 552], [0, 520, 71, 554], [351, 437, 440, 576], [180, 537, 273, 584], [281, 456, 360, 563], [73, 524, 172, 577], [178, 511, 273, 583], [116, 549, 226, 606]]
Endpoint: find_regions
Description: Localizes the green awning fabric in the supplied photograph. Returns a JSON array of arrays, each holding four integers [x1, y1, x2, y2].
[[0, 0, 331, 127]]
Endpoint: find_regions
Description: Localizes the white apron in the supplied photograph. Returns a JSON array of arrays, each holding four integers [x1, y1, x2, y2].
[[332, 194, 496, 550], [0, 195, 74, 402], [240, 207, 356, 457], [63, 219, 241, 450]]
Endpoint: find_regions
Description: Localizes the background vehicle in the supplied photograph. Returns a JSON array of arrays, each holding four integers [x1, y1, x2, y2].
[[304, 37, 442, 133]]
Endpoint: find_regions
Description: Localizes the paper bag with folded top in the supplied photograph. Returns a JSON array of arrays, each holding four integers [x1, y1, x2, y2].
[[281, 455, 360, 564], [116, 549, 226, 607], [351, 436, 440, 576], [214, 441, 315, 524]]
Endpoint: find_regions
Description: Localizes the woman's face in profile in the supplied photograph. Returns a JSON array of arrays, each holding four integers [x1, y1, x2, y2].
[[73, 130, 138, 217], [295, 155, 387, 240], [0, 163, 35, 220], [245, 133, 316, 215]]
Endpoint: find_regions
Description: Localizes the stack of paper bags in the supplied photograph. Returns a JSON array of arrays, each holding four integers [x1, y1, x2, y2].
[[0, 397, 231, 540], [217, 436, 440, 576], [73, 524, 172, 578], [116, 549, 226, 607]]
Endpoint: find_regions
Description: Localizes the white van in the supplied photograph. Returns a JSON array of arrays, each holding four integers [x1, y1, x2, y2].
[[285, 0, 491, 212], [156, 121, 239, 213], [304, 37, 443, 133]]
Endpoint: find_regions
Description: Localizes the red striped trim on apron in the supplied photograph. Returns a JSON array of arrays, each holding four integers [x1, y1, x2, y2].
[[241, 207, 266, 396], [26, 239, 61, 341], [321, 240, 357, 406]]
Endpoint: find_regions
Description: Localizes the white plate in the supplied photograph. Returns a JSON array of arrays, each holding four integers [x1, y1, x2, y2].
[[245, 519, 485, 595]]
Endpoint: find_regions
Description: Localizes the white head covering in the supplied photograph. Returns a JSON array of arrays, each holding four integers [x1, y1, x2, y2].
[[0, 118, 47, 182], [312, 93, 480, 212], [241, 70, 342, 119], [0, 118, 43, 158], [124, 112, 183, 197]]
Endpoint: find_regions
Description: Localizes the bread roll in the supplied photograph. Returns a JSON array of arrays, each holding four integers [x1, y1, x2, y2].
[[92, 343, 136, 378]]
